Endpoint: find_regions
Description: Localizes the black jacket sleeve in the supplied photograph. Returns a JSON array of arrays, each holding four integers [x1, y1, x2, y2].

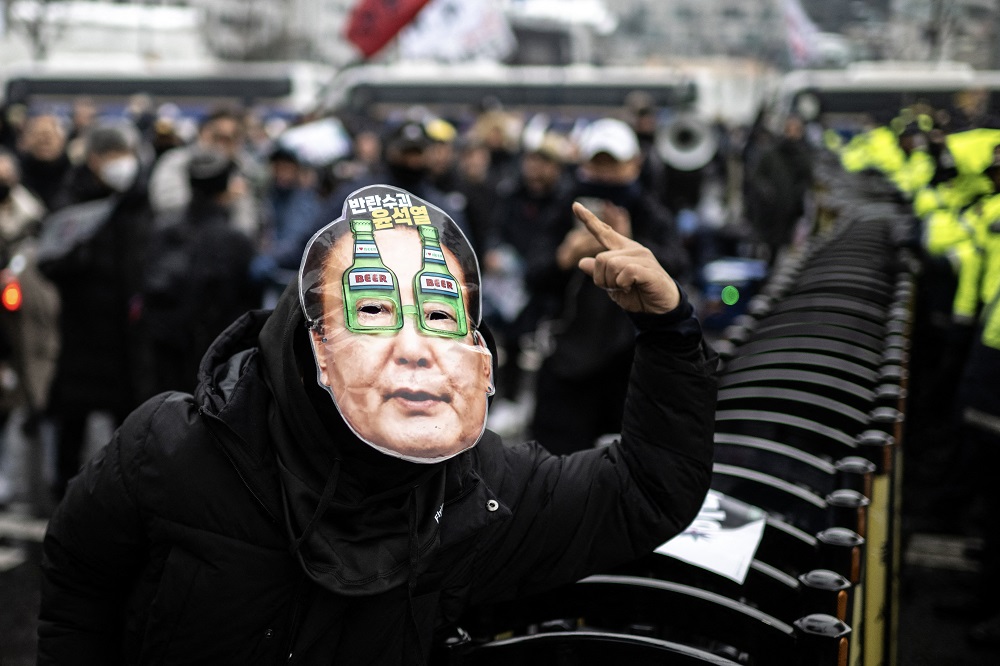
[[36, 397, 163, 665], [469, 293, 718, 604]]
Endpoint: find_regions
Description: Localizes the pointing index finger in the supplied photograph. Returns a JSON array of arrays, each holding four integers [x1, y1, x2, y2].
[[573, 201, 628, 251]]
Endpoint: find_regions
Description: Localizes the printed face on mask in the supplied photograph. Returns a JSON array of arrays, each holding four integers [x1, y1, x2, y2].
[[302, 188, 492, 463]]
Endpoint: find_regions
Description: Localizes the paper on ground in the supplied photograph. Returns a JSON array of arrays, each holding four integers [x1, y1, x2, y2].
[[655, 490, 767, 584]]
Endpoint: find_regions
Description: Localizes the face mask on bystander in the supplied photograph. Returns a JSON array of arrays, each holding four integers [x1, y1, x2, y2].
[[100, 155, 139, 192]]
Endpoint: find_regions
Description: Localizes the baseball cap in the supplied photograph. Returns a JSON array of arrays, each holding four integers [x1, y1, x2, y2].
[[385, 121, 430, 153], [578, 118, 640, 162]]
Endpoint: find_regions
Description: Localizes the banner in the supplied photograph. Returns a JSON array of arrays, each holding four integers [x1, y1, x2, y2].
[[398, 0, 516, 63], [344, 0, 433, 59]]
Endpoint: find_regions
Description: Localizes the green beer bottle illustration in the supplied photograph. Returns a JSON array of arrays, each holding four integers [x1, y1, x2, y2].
[[343, 219, 402, 332], [414, 224, 468, 337]]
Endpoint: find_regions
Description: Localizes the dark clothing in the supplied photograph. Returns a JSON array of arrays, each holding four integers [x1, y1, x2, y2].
[[453, 177, 494, 255], [253, 187, 324, 286], [533, 344, 633, 452], [143, 199, 260, 395], [37, 166, 153, 496], [428, 166, 495, 254], [38, 168, 151, 416], [747, 137, 813, 258], [529, 181, 690, 452], [38, 279, 717, 665], [486, 173, 572, 264], [482, 173, 572, 396], [48, 162, 110, 213], [18, 152, 73, 212]]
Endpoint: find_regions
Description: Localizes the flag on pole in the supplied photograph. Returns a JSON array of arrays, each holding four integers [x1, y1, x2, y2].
[[398, 0, 516, 63], [783, 0, 820, 68], [344, 0, 434, 59]]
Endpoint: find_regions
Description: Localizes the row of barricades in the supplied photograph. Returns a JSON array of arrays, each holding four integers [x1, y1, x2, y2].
[[437, 154, 914, 665]]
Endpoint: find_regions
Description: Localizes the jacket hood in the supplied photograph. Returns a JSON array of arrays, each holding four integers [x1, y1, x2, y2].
[[199, 281, 448, 597]]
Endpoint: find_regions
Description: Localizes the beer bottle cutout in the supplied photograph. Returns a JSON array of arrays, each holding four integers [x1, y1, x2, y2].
[[414, 224, 468, 337], [343, 219, 402, 332]]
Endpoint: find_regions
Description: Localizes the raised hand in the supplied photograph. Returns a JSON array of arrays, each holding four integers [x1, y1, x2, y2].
[[573, 202, 680, 314]]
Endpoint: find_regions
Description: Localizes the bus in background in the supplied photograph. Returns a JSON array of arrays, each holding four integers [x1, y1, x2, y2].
[[319, 61, 699, 128], [0, 59, 335, 126], [773, 61, 1000, 136]]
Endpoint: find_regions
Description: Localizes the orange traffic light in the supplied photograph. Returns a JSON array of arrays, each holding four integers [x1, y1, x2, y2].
[[2, 279, 22, 312]]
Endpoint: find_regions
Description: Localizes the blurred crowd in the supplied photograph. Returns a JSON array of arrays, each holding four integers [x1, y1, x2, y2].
[[0, 90, 812, 508]]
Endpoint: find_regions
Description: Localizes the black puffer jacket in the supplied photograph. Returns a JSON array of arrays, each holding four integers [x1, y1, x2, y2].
[[37, 281, 717, 665]]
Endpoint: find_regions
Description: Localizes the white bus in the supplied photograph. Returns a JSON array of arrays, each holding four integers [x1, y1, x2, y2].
[[0, 60, 334, 120], [774, 61, 1000, 133], [319, 62, 699, 124]]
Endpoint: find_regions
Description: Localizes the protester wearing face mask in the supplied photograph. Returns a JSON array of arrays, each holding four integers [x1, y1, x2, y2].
[[50, 120, 146, 209], [36, 121, 154, 500]]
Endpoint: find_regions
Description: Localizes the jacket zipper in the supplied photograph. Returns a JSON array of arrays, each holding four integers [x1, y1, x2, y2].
[[284, 574, 308, 664]]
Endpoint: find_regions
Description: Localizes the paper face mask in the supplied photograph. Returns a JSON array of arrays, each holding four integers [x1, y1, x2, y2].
[[299, 185, 493, 463]]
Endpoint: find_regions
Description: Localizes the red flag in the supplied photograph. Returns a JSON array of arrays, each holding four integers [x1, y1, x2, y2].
[[344, 0, 434, 59]]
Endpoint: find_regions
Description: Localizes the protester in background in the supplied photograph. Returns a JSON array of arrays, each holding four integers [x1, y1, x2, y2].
[[625, 90, 668, 204], [529, 118, 690, 454], [424, 118, 493, 250], [250, 145, 323, 305], [481, 133, 571, 431], [451, 136, 497, 254], [0, 149, 60, 506], [424, 117, 460, 193], [16, 114, 72, 212], [333, 120, 384, 186], [149, 104, 266, 240], [0, 103, 27, 151], [65, 97, 98, 163], [0, 150, 45, 246], [470, 109, 519, 188], [150, 115, 187, 163], [36, 121, 153, 500], [143, 147, 260, 395], [746, 114, 813, 264]]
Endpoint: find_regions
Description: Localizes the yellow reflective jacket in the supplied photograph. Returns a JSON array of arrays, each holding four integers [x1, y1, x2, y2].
[[914, 174, 994, 219], [952, 194, 1000, 323], [946, 129, 1000, 176]]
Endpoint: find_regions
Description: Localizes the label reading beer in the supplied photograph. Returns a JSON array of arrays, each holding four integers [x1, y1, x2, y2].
[[423, 247, 445, 263], [355, 242, 378, 256], [348, 269, 395, 289], [418, 273, 458, 297]]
